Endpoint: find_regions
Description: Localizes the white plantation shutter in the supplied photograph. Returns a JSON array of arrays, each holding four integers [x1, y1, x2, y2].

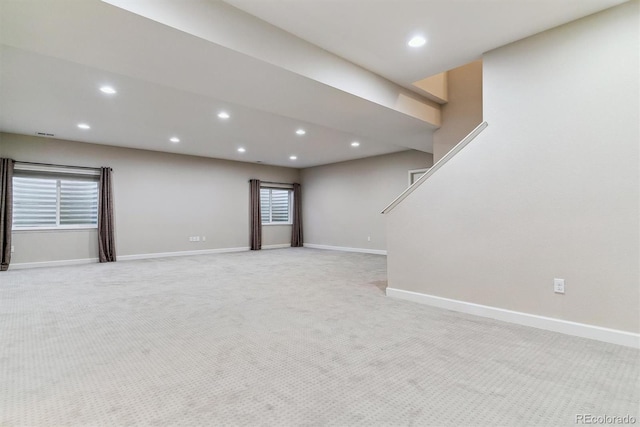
[[260, 187, 292, 224], [270, 189, 289, 223], [12, 177, 58, 227], [12, 174, 99, 229], [60, 179, 99, 225], [260, 188, 270, 223]]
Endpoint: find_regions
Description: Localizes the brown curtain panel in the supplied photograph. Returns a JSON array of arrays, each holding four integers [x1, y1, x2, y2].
[[291, 182, 303, 247], [249, 179, 262, 250], [98, 167, 116, 263], [0, 158, 14, 271]]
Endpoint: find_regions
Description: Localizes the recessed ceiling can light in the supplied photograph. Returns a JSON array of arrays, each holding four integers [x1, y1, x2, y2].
[[295, 129, 306, 135], [170, 137, 180, 143], [289, 155, 297, 160], [218, 111, 230, 119], [351, 141, 360, 147], [100, 86, 117, 94], [237, 147, 246, 153], [77, 123, 91, 129], [408, 36, 427, 47]]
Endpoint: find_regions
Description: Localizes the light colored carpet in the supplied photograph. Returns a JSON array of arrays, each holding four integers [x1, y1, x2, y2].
[[1, 248, 638, 426]]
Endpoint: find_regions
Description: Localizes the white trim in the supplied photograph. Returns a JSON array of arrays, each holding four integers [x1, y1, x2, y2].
[[10, 258, 99, 270], [260, 183, 293, 189], [382, 121, 488, 214], [408, 168, 429, 186], [14, 163, 100, 176], [13, 225, 98, 232], [262, 244, 291, 249], [260, 187, 293, 224], [385, 288, 640, 349], [9, 247, 251, 269], [118, 247, 249, 261], [303, 243, 387, 255], [12, 173, 99, 230]]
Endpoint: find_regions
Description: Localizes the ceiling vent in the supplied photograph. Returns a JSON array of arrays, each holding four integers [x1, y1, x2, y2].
[[36, 132, 55, 137]]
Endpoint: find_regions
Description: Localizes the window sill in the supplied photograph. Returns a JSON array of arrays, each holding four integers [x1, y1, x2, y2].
[[262, 223, 293, 226], [13, 226, 98, 233]]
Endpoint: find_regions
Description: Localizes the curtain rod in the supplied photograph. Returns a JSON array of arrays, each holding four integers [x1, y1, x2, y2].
[[249, 180, 293, 186], [15, 161, 106, 171]]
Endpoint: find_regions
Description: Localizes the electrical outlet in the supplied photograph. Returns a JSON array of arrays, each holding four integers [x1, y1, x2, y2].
[[202, 236, 206, 242], [11, 245, 15, 253], [367, 236, 371, 242], [554, 278, 565, 294]]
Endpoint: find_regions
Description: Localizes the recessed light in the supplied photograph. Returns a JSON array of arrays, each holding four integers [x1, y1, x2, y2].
[[170, 137, 180, 143], [295, 129, 306, 135], [408, 36, 427, 48], [100, 86, 117, 94], [289, 155, 297, 160], [77, 123, 90, 130], [237, 147, 246, 153], [351, 141, 360, 147], [218, 111, 230, 119]]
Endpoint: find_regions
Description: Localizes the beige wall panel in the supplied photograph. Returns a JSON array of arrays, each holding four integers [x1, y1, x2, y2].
[[433, 60, 483, 162], [11, 230, 98, 263], [412, 72, 448, 103], [262, 225, 291, 247], [301, 150, 433, 251]]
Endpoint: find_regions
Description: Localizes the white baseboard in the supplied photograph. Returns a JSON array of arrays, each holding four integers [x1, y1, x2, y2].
[[262, 244, 291, 249], [303, 243, 387, 256], [10, 247, 251, 269], [386, 288, 640, 349], [118, 247, 250, 261], [10, 258, 99, 270]]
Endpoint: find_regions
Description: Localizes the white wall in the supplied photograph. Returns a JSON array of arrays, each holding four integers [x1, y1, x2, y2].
[[1, 133, 299, 264], [386, 1, 639, 333], [301, 150, 433, 252]]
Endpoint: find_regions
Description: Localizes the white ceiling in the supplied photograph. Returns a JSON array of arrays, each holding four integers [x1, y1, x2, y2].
[[224, 0, 626, 95], [0, 0, 626, 168]]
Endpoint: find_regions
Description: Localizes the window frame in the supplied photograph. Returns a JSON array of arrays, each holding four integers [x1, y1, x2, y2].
[[12, 164, 100, 232], [260, 186, 293, 226]]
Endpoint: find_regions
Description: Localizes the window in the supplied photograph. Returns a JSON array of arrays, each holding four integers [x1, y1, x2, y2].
[[13, 173, 99, 230], [260, 187, 292, 224]]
